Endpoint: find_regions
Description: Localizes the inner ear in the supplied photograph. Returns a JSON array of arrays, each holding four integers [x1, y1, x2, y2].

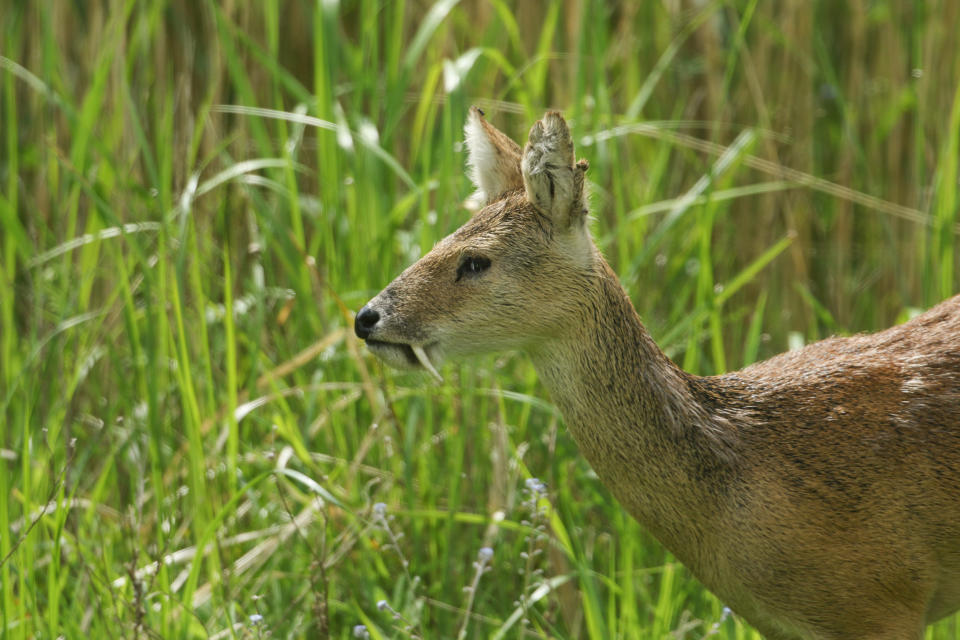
[[464, 106, 524, 204]]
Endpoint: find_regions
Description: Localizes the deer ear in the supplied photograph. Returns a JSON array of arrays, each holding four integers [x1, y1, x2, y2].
[[464, 106, 524, 204], [521, 111, 589, 229]]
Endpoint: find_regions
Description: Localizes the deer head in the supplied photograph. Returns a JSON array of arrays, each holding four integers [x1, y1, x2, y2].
[[354, 108, 592, 379]]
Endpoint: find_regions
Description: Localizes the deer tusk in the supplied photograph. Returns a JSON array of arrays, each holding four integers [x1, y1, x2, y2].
[[411, 345, 443, 383]]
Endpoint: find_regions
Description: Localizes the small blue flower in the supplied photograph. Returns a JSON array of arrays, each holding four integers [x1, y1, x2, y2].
[[353, 624, 371, 639], [525, 478, 546, 494], [249, 613, 263, 625], [373, 502, 387, 517], [377, 599, 389, 611], [478, 547, 494, 562]]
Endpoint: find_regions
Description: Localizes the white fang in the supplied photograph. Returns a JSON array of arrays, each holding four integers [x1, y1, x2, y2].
[[412, 345, 443, 383]]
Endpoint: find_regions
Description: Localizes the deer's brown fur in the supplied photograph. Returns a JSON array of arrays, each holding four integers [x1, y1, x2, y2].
[[355, 108, 960, 639]]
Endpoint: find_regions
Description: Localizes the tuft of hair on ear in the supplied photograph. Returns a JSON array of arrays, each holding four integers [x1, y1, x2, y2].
[[463, 106, 524, 207], [571, 159, 590, 226]]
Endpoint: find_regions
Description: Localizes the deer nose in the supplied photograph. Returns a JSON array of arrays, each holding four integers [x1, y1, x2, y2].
[[354, 305, 380, 339]]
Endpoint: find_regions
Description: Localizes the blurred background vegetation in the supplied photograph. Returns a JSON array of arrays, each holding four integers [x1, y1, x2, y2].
[[1, 0, 959, 638]]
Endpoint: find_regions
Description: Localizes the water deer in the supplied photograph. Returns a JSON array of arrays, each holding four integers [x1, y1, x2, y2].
[[354, 108, 960, 639]]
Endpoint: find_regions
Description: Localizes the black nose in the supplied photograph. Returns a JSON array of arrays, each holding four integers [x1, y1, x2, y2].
[[354, 305, 380, 339]]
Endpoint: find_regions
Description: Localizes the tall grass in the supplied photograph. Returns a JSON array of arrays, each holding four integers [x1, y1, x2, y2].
[[1, 1, 959, 637]]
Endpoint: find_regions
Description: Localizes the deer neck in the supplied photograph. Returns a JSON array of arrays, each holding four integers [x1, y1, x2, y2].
[[528, 260, 736, 566]]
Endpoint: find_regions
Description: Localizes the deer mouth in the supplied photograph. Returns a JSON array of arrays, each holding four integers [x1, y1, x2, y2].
[[364, 340, 443, 382], [365, 339, 419, 366]]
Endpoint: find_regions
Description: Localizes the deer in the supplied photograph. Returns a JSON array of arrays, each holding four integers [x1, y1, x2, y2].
[[353, 107, 960, 639]]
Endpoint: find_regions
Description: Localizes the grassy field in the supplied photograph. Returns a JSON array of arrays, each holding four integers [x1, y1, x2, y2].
[[2, 1, 960, 638]]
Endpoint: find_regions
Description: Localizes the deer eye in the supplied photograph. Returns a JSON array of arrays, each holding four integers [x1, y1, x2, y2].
[[456, 255, 491, 282]]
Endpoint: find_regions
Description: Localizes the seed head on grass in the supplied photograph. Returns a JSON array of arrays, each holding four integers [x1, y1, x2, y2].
[[456, 546, 495, 640], [369, 503, 423, 637], [371, 502, 408, 570], [517, 478, 549, 629], [375, 598, 420, 639]]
